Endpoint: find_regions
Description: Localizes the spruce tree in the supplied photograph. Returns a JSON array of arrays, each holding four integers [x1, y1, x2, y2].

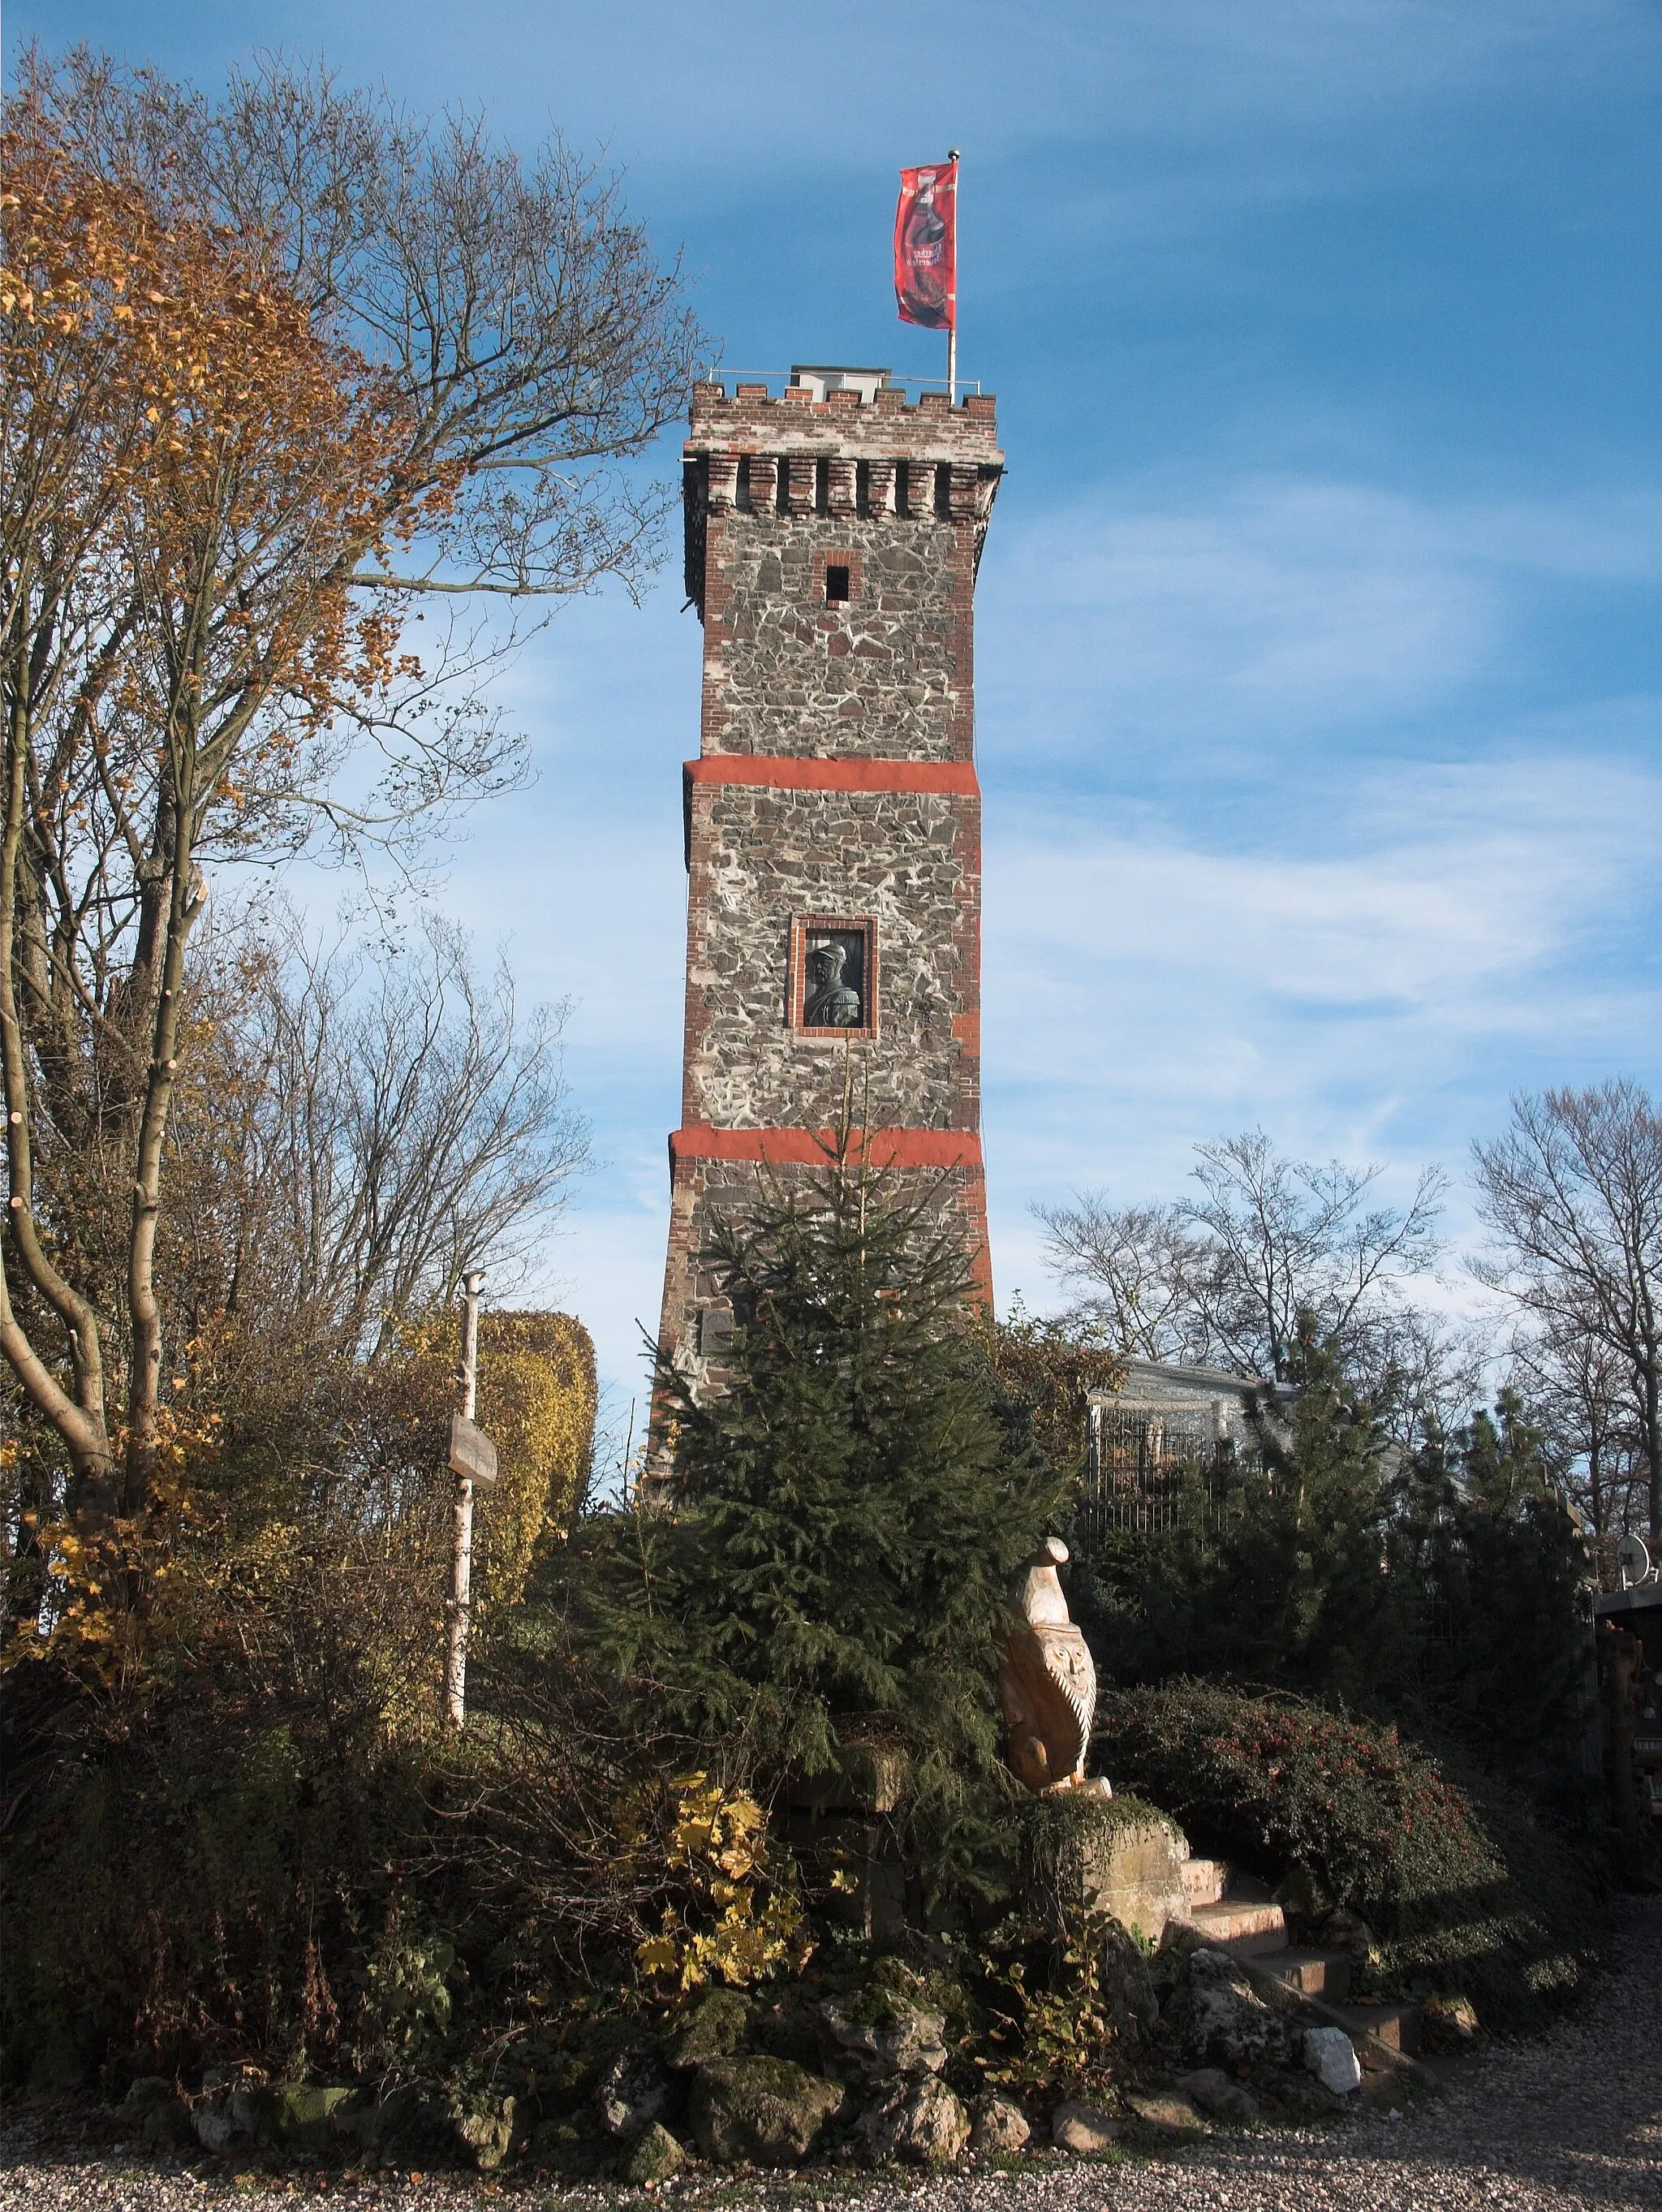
[[1398, 1394, 1588, 1781], [582, 1151, 1063, 1901]]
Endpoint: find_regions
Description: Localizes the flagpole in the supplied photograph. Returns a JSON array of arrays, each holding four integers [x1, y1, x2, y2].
[[946, 148, 961, 403]]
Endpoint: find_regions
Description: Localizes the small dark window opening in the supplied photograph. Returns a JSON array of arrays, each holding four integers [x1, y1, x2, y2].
[[735, 454, 752, 511], [825, 564, 850, 606], [855, 459, 872, 515], [814, 456, 831, 515]]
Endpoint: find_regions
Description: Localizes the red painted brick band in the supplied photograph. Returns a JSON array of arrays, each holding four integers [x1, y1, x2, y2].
[[671, 1124, 984, 1169], [685, 756, 980, 796]]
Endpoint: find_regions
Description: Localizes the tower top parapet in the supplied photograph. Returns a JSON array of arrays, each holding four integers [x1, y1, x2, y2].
[[688, 374, 999, 463]]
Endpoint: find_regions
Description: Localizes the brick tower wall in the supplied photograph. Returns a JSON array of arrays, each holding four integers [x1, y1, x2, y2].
[[659, 379, 1002, 1400]]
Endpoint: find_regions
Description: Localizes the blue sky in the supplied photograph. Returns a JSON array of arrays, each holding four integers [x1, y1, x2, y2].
[[10, 2, 1659, 1443]]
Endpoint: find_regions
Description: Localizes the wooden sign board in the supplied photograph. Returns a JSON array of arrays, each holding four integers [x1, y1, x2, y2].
[[449, 1412, 499, 1488]]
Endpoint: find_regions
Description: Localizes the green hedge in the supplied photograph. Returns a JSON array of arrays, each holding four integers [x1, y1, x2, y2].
[[1096, 1680, 1607, 2032]]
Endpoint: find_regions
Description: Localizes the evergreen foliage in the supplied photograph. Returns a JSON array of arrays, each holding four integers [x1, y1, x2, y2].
[[578, 1156, 1064, 1902], [1070, 1329, 1404, 1703], [1396, 1393, 1590, 1785], [1068, 1324, 1591, 1788]]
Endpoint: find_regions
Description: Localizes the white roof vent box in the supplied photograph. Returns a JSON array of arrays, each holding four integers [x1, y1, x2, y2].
[[789, 364, 893, 404]]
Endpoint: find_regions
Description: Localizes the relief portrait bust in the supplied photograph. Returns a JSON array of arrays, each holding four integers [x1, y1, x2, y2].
[[803, 939, 863, 1028]]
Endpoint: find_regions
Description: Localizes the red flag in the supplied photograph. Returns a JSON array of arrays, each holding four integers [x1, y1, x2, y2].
[[894, 157, 957, 331]]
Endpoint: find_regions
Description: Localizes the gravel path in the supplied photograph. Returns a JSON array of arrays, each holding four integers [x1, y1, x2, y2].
[[5, 1902, 1657, 2212]]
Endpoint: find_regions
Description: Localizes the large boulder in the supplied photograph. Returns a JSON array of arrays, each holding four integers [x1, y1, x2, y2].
[[663, 1989, 751, 2069], [971, 2093, 1031, 2155], [1099, 1921, 1160, 2041], [856, 2077, 969, 2168], [1126, 2090, 1207, 2133], [1175, 2067, 1263, 2124], [625, 2122, 689, 2182], [818, 1996, 946, 2082], [688, 2056, 845, 2165], [236, 2083, 363, 2152], [367, 2080, 516, 2170], [191, 2093, 242, 2154], [1179, 1947, 1296, 2071], [1422, 1994, 1479, 2054], [453, 2090, 517, 2171], [1075, 1806, 1191, 1943], [1051, 2098, 1122, 2153]]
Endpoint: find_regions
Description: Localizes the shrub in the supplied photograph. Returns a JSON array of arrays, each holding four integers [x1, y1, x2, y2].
[[1096, 1680, 1605, 2032]]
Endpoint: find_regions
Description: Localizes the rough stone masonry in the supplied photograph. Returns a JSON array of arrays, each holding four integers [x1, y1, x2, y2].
[[657, 373, 1005, 1405]]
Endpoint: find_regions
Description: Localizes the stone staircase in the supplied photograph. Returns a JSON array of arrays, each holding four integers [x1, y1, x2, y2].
[[1078, 1808, 1427, 2070], [1174, 1854, 1423, 2059]]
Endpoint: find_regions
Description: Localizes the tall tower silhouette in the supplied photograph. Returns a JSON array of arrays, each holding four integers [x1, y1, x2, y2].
[[658, 368, 1003, 1400]]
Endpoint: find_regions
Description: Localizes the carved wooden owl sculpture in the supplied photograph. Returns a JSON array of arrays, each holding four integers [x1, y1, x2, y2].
[[998, 1535, 1108, 1797]]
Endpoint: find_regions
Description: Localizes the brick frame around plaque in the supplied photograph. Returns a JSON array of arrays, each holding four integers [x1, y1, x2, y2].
[[790, 914, 878, 1041]]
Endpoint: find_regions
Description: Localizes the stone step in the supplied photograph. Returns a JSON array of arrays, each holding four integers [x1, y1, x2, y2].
[[1333, 2000, 1423, 2059], [1179, 1857, 1228, 1908], [1186, 1898, 1288, 1955], [1261, 1947, 1352, 2003]]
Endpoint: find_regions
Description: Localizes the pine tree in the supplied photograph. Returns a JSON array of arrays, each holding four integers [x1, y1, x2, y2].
[[581, 1151, 1064, 1901]]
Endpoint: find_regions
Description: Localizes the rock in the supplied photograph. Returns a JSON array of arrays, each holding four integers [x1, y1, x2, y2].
[[1126, 2091, 1207, 2132], [818, 1996, 947, 2080], [599, 2049, 672, 2138], [688, 2056, 845, 2165], [1066, 1805, 1192, 1943], [1050, 2098, 1122, 2152], [1320, 1908, 1375, 1966], [970, 2093, 1031, 2155], [454, 2090, 516, 2172], [664, 1988, 751, 2068], [1100, 1921, 1160, 2040], [118, 2076, 175, 2116], [1181, 1947, 1294, 2070], [140, 2098, 196, 2149], [856, 2077, 969, 2168], [1175, 2068, 1262, 2124], [1302, 2025, 1363, 2095], [366, 2080, 462, 2167], [625, 2122, 689, 2182], [237, 2083, 362, 2151], [1423, 1994, 1480, 2053], [363, 2080, 515, 2171], [191, 2093, 242, 2154]]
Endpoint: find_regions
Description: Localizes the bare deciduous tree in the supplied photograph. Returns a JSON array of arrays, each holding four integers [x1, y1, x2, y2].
[[170, 909, 589, 1364], [1472, 1082, 1662, 1539], [1037, 1130, 1450, 1401]]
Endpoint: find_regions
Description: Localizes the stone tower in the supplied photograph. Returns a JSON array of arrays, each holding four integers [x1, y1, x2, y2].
[[658, 367, 1003, 1393]]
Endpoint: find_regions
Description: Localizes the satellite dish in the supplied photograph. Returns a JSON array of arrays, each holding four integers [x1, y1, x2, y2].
[[1617, 1532, 1651, 1589]]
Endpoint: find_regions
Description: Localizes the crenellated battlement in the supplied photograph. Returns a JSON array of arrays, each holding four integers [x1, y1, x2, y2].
[[683, 376, 1001, 614], [687, 375, 1000, 468]]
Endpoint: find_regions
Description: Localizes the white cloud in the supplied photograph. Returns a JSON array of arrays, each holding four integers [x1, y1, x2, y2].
[[979, 476, 1656, 756], [982, 747, 1661, 1311]]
